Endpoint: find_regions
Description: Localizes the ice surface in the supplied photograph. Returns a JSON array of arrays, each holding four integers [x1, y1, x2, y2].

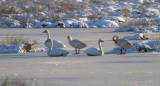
[[0, 28, 160, 86]]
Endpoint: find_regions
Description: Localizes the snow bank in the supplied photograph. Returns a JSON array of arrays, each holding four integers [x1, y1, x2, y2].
[[131, 0, 155, 4], [89, 19, 119, 28], [0, 44, 25, 53], [122, 33, 146, 40], [0, 25, 8, 28]]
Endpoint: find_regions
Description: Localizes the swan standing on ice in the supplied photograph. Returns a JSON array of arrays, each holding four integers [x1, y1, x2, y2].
[[85, 39, 104, 56], [47, 39, 69, 57], [113, 35, 134, 54], [42, 30, 66, 48], [67, 35, 87, 54]]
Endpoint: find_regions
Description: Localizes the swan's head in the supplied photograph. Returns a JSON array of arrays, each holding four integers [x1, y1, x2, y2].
[[67, 35, 72, 41], [99, 39, 104, 42], [42, 30, 48, 33], [113, 35, 119, 41]]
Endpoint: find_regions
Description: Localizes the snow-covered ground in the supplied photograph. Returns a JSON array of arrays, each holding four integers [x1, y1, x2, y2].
[[0, 28, 160, 86], [0, 0, 160, 33]]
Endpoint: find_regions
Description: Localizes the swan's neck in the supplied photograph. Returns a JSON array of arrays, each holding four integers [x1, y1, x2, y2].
[[98, 41, 104, 56], [46, 31, 51, 39], [49, 39, 53, 51]]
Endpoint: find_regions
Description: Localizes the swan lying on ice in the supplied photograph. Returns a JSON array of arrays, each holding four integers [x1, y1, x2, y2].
[[113, 35, 134, 54], [47, 39, 69, 57], [67, 35, 87, 54], [42, 30, 66, 48], [85, 39, 104, 56]]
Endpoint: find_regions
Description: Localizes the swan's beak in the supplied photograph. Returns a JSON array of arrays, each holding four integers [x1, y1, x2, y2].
[[100, 39, 104, 42], [42, 30, 47, 33]]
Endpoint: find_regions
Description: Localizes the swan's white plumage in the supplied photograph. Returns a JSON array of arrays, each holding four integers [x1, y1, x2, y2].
[[47, 48, 69, 57], [47, 39, 69, 57], [67, 35, 87, 54], [68, 39, 86, 49], [85, 47, 100, 56], [85, 39, 104, 56], [45, 40, 66, 48], [43, 30, 66, 48], [113, 35, 134, 54], [115, 39, 133, 49]]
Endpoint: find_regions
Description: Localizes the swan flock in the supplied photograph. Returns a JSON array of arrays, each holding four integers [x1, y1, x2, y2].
[[42, 30, 134, 56]]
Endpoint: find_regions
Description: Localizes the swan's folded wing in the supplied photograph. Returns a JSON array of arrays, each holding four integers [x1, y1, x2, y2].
[[53, 40, 66, 48], [85, 47, 99, 56], [117, 39, 134, 48], [71, 39, 87, 47]]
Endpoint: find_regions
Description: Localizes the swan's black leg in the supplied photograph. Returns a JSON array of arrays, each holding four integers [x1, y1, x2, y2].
[[78, 49, 80, 54], [124, 49, 126, 54], [120, 49, 123, 54], [75, 48, 77, 54]]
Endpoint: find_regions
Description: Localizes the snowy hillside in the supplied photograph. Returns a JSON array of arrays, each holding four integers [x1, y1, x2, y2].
[[0, 0, 159, 32]]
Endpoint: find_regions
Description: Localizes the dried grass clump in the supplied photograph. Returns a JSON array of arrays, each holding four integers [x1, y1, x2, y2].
[[0, 34, 26, 45], [0, 33, 37, 53]]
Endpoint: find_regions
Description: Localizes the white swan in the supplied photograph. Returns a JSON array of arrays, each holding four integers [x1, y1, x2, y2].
[[113, 35, 134, 54], [42, 30, 66, 48], [67, 35, 87, 54], [47, 39, 69, 57], [85, 39, 104, 56]]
